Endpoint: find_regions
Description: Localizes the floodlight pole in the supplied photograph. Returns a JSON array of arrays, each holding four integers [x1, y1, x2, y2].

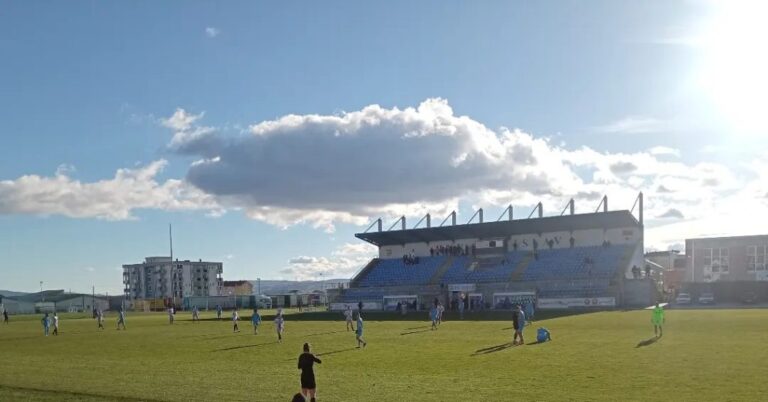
[[467, 208, 484, 224], [527, 202, 543, 219], [439, 211, 457, 227], [560, 199, 575, 216], [595, 195, 608, 213], [496, 205, 513, 221]]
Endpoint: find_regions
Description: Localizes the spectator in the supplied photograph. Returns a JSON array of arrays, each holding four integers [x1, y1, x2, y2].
[[430, 247, 434, 257], [645, 265, 651, 279], [569, 236, 575, 248], [513, 240, 518, 251]]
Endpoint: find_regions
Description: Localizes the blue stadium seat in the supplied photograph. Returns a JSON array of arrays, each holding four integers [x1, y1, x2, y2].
[[355, 256, 447, 288]]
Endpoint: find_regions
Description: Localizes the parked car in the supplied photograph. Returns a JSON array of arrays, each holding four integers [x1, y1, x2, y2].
[[675, 293, 691, 305], [698, 292, 715, 305], [741, 292, 758, 304]]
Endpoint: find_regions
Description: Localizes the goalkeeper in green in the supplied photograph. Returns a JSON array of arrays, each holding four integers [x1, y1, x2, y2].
[[652, 303, 665, 337]]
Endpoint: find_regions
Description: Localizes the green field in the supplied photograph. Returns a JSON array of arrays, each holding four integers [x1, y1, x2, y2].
[[1, 308, 767, 401]]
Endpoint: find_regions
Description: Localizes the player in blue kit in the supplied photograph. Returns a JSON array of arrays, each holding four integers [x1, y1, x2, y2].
[[356, 314, 367, 348]]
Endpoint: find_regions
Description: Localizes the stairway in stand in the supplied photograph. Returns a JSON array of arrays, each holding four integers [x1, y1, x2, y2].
[[429, 256, 455, 285], [509, 253, 534, 281]]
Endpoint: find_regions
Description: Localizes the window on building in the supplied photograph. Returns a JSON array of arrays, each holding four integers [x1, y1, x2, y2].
[[703, 247, 729, 274], [747, 245, 767, 272]]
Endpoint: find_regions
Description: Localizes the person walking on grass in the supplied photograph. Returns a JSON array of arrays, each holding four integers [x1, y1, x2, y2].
[[3, 308, 8, 324], [344, 306, 354, 332], [355, 314, 367, 348], [512, 305, 526, 345], [232, 309, 240, 332], [216, 304, 222, 320], [97, 309, 105, 330], [298, 343, 322, 402], [52, 312, 59, 336], [275, 312, 285, 343], [168, 307, 175, 325], [652, 302, 665, 337], [41, 313, 50, 337], [117, 309, 126, 330], [251, 308, 261, 335], [525, 302, 535, 325], [430, 304, 438, 331], [192, 305, 200, 323]]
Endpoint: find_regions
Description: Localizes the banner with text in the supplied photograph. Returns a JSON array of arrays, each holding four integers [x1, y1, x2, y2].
[[538, 297, 616, 309]]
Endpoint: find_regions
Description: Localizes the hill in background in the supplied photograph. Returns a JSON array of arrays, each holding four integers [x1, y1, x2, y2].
[[0, 290, 29, 298], [249, 279, 348, 295]]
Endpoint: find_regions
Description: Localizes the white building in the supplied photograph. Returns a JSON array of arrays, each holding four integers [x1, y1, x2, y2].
[[123, 257, 223, 303]]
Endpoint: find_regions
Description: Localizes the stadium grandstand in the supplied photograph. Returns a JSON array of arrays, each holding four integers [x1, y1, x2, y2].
[[328, 194, 655, 311]]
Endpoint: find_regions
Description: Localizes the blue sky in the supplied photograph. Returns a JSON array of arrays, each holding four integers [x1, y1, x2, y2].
[[2, 1, 768, 294]]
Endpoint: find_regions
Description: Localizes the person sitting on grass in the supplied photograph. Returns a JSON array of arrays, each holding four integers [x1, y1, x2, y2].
[[537, 327, 551, 343]]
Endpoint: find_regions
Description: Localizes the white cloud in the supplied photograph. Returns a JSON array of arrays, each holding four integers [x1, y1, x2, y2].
[[162, 108, 204, 132], [0, 160, 220, 220], [172, 99, 584, 230], [281, 242, 377, 280], [658, 208, 685, 219], [4, 99, 768, 253], [152, 99, 768, 245], [648, 146, 681, 157], [594, 116, 665, 134], [56, 163, 76, 177], [205, 27, 220, 38]]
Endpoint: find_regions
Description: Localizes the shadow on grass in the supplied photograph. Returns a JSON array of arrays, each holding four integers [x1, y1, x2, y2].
[[471, 342, 516, 356], [304, 330, 346, 338], [317, 347, 358, 357], [216, 341, 278, 352], [635, 336, 660, 348], [403, 325, 430, 331], [400, 328, 433, 336]]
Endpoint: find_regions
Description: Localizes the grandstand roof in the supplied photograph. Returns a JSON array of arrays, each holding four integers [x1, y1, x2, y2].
[[356, 210, 640, 246]]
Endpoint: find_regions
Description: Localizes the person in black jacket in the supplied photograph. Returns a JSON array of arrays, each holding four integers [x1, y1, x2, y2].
[[298, 343, 322, 402]]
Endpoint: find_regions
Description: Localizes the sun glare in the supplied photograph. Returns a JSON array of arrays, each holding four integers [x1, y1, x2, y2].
[[697, 1, 768, 134]]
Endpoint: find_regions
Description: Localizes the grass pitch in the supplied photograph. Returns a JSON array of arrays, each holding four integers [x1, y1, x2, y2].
[[1, 308, 767, 401]]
